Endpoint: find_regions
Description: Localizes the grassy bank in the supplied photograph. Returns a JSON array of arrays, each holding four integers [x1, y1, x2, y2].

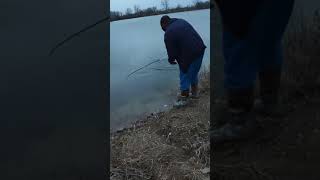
[[110, 69, 210, 180]]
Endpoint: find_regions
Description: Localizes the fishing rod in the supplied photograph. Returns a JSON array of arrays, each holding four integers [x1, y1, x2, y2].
[[150, 67, 176, 71], [49, 3, 214, 56], [49, 16, 172, 78], [126, 58, 170, 79], [49, 16, 109, 56]]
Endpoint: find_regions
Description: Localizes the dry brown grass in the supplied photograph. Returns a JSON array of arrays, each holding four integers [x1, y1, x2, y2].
[[110, 70, 210, 180]]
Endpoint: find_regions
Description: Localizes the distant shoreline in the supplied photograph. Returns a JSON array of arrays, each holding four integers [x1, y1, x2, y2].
[[110, 1, 211, 22], [111, 8, 210, 22]]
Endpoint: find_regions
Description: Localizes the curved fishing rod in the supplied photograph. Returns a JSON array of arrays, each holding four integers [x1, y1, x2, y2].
[[49, 16, 109, 56], [126, 58, 169, 79]]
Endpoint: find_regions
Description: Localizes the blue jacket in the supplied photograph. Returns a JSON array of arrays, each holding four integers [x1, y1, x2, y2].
[[164, 18, 206, 73]]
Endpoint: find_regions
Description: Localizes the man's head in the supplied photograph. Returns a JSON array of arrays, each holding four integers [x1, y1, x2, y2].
[[160, 15, 171, 32]]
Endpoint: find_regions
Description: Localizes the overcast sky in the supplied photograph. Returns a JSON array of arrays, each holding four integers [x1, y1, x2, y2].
[[111, 0, 207, 12]]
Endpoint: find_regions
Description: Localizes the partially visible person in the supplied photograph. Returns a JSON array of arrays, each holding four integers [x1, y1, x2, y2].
[[211, 0, 295, 143], [161, 15, 206, 106]]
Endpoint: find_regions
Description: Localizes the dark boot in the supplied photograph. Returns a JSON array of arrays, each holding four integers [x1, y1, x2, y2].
[[256, 69, 286, 117], [210, 87, 257, 144], [174, 90, 189, 107], [212, 87, 254, 126], [190, 84, 199, 98], [210, 114, 257, 144], [180, 90, 189, 98]]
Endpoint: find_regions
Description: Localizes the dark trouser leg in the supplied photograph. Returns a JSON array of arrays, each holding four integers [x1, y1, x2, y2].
[[228, 87, 255, 114], [259, 68, 282, 108], [248, 0, 294, 103], [256, 43, 284, 116], [179, 68, 190, 98], [222, 30, 258, 116], [211, 29, 258, 141], [190, 53, 204, 97], [245, 0, 294, 117], [211, 0, 294, 144]]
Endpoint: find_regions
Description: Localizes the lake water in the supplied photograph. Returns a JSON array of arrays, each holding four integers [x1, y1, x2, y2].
[[110, 9, 210, 130]]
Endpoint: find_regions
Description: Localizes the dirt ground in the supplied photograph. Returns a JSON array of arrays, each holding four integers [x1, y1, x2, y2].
[[212, 94, 320, 180]]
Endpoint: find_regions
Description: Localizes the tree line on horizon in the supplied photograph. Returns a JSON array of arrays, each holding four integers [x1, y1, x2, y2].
[[110, 0, 211, 21]]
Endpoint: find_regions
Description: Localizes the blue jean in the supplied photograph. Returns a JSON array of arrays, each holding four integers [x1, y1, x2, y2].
[[223, 0, 294, 90], [179, 53, 204, 91]]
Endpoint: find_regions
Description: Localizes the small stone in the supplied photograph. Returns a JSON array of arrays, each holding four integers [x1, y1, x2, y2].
[[166, 132, 172, 141], [200, 167, 210, 174]]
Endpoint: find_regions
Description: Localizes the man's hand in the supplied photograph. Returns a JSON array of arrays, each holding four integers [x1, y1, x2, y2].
[[169, 60, 177, 65]]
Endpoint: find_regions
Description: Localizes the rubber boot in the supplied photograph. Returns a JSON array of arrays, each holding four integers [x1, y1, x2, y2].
[[210, 87, 257, 144], [255, 69, 286, 117]]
